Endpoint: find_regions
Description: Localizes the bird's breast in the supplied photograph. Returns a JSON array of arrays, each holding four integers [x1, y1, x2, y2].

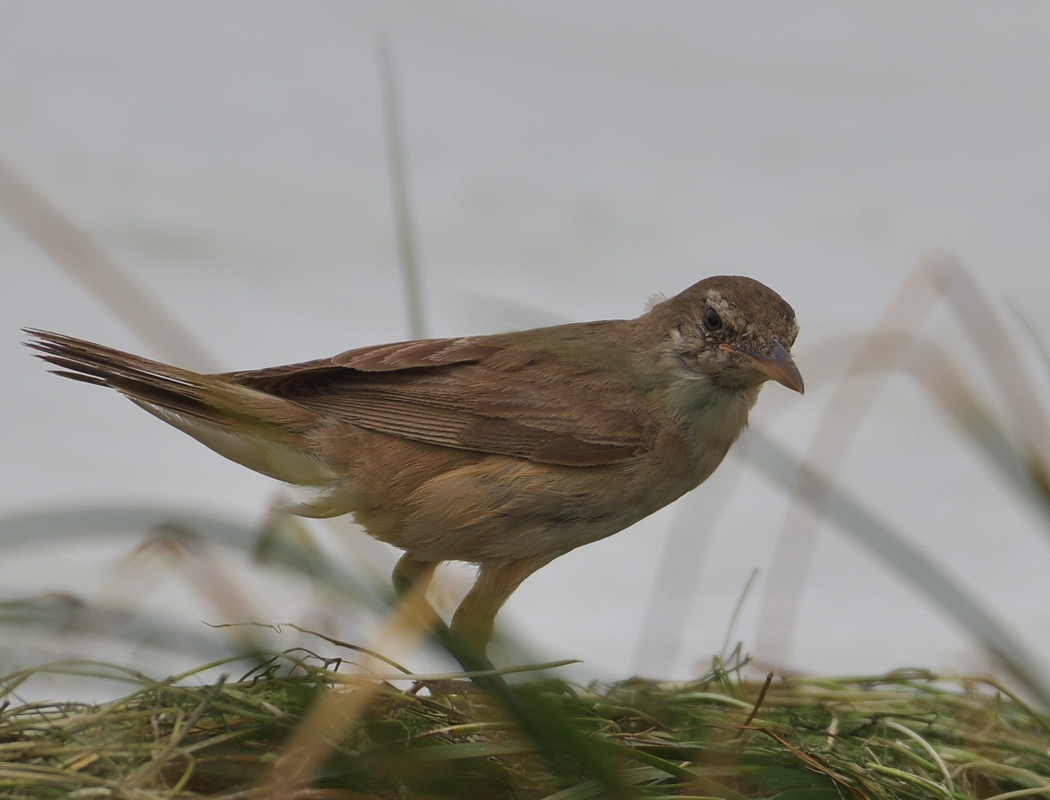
[[658, 377, 759, 484]]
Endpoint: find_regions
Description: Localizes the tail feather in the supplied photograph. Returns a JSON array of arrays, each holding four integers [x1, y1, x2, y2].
[[24, 329, 336, 487], [43, 368, 108, 387], [26, 329, 215, 421]]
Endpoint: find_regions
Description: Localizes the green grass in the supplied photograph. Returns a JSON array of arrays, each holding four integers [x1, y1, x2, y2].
[[3, 651, 1049, 799]]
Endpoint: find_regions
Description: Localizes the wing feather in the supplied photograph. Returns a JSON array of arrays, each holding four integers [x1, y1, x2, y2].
[[230, 330, 654, 466]]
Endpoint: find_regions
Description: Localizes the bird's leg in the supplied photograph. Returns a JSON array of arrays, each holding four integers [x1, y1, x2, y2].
[[392, 552, 438, 596], [391, 552, 495, 675], [392, 551, 489, 673], [391, 552, 440, 629], [450, 556, 551, 655]]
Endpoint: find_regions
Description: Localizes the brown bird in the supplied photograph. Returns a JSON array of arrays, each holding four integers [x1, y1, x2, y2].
[[26, 275, 802, 655]]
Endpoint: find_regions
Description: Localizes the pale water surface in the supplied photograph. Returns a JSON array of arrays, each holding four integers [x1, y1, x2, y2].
[[3, 2, 1050, 698]]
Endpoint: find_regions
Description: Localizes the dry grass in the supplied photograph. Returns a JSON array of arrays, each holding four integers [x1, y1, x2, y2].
[[2, 651, 1049, 799]]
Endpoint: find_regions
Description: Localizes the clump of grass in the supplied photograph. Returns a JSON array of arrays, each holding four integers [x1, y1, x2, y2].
[[2, 651, 1049, 799]]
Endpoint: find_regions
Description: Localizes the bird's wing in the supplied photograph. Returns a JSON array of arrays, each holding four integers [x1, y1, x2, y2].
[[231, 328, 654, 466]]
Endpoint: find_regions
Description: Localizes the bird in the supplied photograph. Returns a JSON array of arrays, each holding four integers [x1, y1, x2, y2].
[[26, 275, 802, 656]]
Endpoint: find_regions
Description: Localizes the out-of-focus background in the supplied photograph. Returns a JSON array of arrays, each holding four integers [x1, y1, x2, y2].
[[3, 2, 1050, 698]]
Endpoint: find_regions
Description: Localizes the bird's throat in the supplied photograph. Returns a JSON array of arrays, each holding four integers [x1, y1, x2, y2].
[[665, 375, 758, 451]]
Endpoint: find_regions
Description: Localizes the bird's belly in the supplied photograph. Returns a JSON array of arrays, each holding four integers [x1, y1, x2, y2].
[[374, 444, 726, 564], [305, 422, 733, 565]]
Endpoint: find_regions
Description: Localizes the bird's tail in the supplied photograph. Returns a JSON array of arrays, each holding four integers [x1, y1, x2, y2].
[[25, 329, 336, 488]]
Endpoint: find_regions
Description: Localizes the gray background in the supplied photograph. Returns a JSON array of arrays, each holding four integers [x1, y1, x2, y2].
[[3, 2, 1050, 690]]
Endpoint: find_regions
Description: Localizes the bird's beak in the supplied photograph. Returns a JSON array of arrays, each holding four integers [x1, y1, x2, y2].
[[725, 340, 805, 394], [752, 340, 804, 394]]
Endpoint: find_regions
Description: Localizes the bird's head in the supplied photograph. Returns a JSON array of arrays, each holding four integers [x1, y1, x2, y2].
[[650, 275, 804, 395]]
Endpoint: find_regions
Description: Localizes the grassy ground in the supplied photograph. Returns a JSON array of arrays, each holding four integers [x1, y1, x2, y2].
[[3, 651, 1049, 799]]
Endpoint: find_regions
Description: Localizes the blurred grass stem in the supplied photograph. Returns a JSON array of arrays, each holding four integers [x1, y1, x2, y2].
[[378, 36, 427, 340]]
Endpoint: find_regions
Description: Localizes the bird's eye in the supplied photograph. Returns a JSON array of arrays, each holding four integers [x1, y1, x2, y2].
[[702, 307, 723, 331]]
